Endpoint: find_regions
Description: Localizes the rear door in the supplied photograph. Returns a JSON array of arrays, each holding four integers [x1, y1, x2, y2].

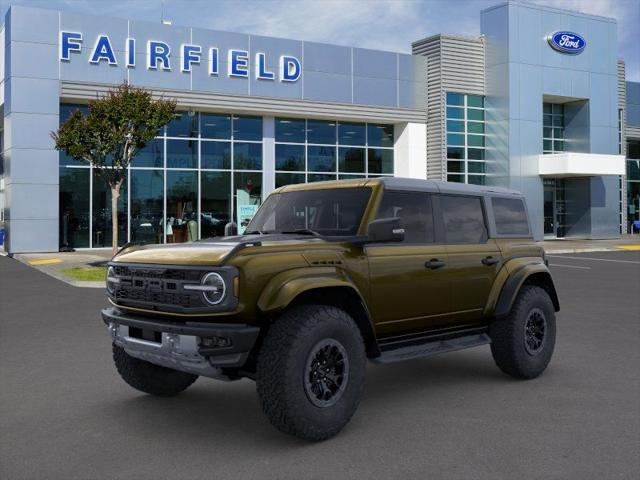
[[366, 190, 451, 335], [439, 194, 502, 325]]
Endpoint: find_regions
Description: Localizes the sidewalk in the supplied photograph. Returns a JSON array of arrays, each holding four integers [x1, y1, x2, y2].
[[6, 236, 640, 288]]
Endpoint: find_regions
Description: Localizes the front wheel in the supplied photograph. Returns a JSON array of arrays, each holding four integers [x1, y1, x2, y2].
[[256, 305, 366, 441], [489, 285, 556, 379]]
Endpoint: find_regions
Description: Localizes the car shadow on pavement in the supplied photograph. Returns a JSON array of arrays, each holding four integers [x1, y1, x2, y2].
[[101, 347, 513, 448]]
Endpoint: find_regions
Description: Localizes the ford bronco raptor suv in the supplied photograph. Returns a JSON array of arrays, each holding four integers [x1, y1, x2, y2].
[[103, 177, 559, 441]]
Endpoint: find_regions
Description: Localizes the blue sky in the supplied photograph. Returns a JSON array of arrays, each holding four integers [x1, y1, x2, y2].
[[1, 0, 638, 80]]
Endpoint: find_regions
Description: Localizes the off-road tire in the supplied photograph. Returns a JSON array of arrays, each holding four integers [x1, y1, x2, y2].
[[490, 285, 556, 379], [112, 344, 198, 396], [256, 304, 366, 441]]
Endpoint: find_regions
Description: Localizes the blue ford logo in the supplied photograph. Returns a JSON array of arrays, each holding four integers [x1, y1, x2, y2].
[[547, 31, 586, 54]]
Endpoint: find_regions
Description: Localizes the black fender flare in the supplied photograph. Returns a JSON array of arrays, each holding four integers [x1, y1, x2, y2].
[[495, 264, 560, 318]]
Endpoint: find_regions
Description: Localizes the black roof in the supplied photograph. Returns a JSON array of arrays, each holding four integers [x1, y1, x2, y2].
[[377, 177, 522, 197]]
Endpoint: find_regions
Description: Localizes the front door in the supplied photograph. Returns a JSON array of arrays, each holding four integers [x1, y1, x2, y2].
[[439, 194, 502, 325], [367, 190, 451, 336]]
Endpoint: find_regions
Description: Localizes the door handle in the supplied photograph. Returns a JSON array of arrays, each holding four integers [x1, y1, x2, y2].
[[481, 256, 500, 266], [425, 259, 446, 269]]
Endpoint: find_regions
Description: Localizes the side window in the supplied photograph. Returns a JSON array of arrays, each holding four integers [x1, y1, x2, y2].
[[492, 197, 530, 236], [375, 191, 434, 243], [440, 195, 487, 244]]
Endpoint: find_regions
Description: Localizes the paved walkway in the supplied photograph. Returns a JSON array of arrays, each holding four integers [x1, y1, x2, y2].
[[5, 235, 640, 288]]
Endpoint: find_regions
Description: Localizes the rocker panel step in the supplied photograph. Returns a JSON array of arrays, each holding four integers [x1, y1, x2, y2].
[[372, 333, 491, 364]]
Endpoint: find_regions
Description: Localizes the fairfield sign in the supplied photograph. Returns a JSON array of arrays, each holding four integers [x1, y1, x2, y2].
[[59, 31, 302, 82]]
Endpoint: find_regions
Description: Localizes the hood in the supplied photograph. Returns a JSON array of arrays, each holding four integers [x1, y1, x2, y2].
[[112, 235, 330, 266], [112, 242, 238, 266]]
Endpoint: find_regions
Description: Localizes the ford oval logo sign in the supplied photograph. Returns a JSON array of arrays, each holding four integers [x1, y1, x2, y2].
[[547, 31, 586, 54]]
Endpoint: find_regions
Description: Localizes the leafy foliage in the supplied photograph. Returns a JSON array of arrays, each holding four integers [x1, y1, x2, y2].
[[52, 83, 176, 188]]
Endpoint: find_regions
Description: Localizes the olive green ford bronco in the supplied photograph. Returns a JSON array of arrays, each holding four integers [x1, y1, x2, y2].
[[103, 177, 559, 441]]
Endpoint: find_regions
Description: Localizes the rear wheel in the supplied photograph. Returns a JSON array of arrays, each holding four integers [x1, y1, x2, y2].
[[256, 304, 366, 441], [112, 344, 198, 397], [489, 285, 556, 379]]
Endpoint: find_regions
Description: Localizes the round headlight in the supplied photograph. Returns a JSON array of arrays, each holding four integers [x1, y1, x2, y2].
[[201, 272, 226, 305], [106, 266, 116, 295]]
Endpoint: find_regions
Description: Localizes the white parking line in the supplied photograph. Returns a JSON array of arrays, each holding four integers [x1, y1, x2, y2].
[[548, 255, 640, 264], [549, 263, 591, 269]]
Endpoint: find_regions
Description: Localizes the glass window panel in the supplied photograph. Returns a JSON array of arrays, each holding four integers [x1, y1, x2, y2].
[[467, 175, 486, 185], [468, 161, 486, 173], [307, 145, 336, 172], [440, 195, 487, 243], [375, 191, 434, 243], [308, 173, 336, 183], [447, 133, 465, 146], [467, 95, 484, 108], [275, 118, 306, 143], [233, 115, 262, 141], [338, 147, 365, 173], [552, 115, 563, 127], [167, 111, 198, 138], [554, 140, 564, 151], [59, 151, 86, 167], [446, 106, 464, 119], [467, 134, 485, 147], [275, 173, 306, 188], [543, 114, 553, 126], [554, 128, 564, 139], [275, 144, 305, 171], [543, 139, 552, 151], [234, 142, 262, 170], [492, 197, 530, 235], [201, 171, 231, 238], [367, 124, 394, 147], [59, 167, 90, 248], [467, 122, 484, 134], [135, 138, 164, 168], [447, 120, 464, 133], [234, 172, 263, 208], [60, 103, 89, 123], [130, 169, 164, 245], [467, 148, 485, 160], [201, 140, 231, 169], [338, 122, 366, 146], [543, 103, 552, 114], [628, 141, 640, 159], [467, 108, 484, 121], [543, 127, 553, 138], [552, 103, 563, 114], [447, 147, 465, 159], [166, 170, 198, 243], [446, 92, 464, 106], [627, 160, 640, 181], [447, 161, 465, 173], [200, 113, 231, 139], [92, 170, 127, 247], [367, 148, 394, 174], [447, 174, 464, 183], [307, 120, 336, 144], [338, 174, 366, 180], [166, 139, 197, 168]]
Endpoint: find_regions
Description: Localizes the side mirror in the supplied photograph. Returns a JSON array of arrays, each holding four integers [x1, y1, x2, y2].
[[366, 217, 405, 243]]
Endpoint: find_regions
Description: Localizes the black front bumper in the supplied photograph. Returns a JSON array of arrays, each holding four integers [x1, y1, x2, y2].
[[101, 307, 260, 362]]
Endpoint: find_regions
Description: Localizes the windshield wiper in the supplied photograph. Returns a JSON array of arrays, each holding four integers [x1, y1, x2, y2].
[[279, 228, 322, 237]]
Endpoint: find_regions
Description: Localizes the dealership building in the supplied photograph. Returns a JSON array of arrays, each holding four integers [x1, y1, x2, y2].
[[0, 1, 639, 252]]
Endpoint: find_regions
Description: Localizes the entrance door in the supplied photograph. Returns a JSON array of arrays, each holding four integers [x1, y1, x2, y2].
[[543, 178, 567, 238]]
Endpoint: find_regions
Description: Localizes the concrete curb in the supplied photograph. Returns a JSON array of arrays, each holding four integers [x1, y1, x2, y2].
[[543, 247, 619, 255], [10, 254, 106, 289]]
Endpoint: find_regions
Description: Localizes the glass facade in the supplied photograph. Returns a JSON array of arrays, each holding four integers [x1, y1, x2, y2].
[[274, 118, 394, 188], [627, 140, 640, 231], [445, 92, 486, 185], [58, 104, 263, 248], [543, 103, 565, 154]]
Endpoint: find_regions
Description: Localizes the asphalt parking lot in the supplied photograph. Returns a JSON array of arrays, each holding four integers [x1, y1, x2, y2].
[[1, 250, 639, 480]]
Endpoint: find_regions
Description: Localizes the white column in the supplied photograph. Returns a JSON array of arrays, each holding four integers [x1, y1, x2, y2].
[[393, 122, 427, 179], [262, 116, 276, 198]]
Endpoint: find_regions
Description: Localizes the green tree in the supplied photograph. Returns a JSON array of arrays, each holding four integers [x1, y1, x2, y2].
[[52, 83, 176, 255]]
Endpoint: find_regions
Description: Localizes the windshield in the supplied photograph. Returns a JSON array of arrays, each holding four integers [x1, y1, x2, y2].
[[245, 187, 372, 237]]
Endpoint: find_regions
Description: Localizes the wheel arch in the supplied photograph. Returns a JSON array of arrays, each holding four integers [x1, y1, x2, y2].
[[495, 264, 560, 318]]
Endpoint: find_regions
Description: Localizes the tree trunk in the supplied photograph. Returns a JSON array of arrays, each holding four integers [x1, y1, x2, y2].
[[110, 181, 123, 257]]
